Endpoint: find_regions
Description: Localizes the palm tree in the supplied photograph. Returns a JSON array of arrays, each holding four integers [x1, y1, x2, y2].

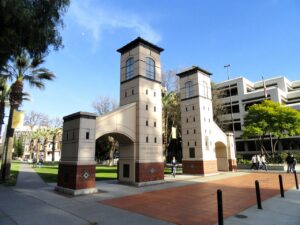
[[0, 78, 10, 138], [50, 127, 62, 162], [33, 128, 44, 163], [40, 128, 51, 162], [0, 51, 55, 180]]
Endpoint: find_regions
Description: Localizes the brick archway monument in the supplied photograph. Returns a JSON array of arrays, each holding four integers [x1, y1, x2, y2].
[[56, 38, 165, 195]]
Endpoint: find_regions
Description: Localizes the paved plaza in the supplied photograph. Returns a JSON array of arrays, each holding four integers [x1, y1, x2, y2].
[[0, 163, 299, 225]]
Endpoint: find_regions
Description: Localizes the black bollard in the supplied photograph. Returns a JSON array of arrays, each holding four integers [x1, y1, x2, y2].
[[279, 175, 284, 198], [255, 180, 262, 209], [217, 189, 223, 225], [294, 171, 299, 190]]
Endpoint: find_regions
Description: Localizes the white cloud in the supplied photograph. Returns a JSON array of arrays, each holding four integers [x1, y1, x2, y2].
[[69, 1, 161, 45]]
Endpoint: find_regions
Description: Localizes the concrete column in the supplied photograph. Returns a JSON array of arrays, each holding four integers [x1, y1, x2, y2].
[[226, 133, 237, 171], [56, 112, 97, 195]]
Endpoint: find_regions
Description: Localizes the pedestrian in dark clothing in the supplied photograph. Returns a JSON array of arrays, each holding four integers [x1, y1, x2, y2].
[[286, 153, 293, 173]]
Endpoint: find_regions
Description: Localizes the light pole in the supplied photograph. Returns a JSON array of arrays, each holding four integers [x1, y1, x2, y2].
[[224, 64, 235, 135]]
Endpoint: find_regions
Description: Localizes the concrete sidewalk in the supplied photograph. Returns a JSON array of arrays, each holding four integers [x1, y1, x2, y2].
[[0, 163, 175, 225], [222, 189, 300, 225], [0, 163, 299, 225]]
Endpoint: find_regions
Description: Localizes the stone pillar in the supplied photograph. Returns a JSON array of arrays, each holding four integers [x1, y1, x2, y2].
[[227, 133, 237, 171], [56, 112, 97, 195]]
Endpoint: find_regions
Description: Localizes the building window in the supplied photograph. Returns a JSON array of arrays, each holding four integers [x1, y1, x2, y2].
[[188, 141, 189, 146], [154, 91, 156, 97], [194, 129, 196, 134], [154, 121, 156, 127], [195, 141, 197, 146], [187, 130, 189, 134], [146, 120, 148, 126], [189, 147, 195, 158], [193, 105, 195, 110], [225, 104, 240, 114], [186, 107, 188, 112], [185, 81, 193, 98], [125, 91, 127, 97], [86, 132, 89, 140], [154, 106, 156, 112], [186, 118, 188, 123], [154, 137, 157, 143], [146, 89, 148, 95], [201, 81, 209, 98], [126, 57, 134, 80], [146, 57, 155, 79], [132, 89, 134, 95], [193, 117, 195, 122], [146, 136, 148, 143], [146, 104, 148, 110]]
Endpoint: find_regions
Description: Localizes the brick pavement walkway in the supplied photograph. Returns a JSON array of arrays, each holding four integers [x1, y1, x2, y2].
[[101, 173, 298, 225]]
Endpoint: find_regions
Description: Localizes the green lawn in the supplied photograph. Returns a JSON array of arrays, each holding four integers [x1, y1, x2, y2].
[[34, 163, 118, 183], [164, 166, 182, 174], [3, 161, 21, 186], [34, 163, 181, 183], [34, 163, 59, 183]]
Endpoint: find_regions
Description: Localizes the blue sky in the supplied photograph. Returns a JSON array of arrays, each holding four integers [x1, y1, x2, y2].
[[22, 0, 300, 119]]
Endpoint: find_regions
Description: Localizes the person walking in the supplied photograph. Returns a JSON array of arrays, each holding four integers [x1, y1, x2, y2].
[[260, 154, 267, 171], [286, 153, 293, 173], [171, 156, 177, 177], [256, 154, 262, 170], [251, 154, 257, 170]]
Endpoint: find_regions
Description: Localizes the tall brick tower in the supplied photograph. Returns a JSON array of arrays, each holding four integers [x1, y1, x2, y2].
[[177, 66, 218, 175], [117, 37, 164, 184]]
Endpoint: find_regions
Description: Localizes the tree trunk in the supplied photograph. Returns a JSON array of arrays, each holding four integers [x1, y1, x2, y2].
[[0, 100, 5, 138], [1, 106, 15, 181], [51, 135, 56, 162], [270, 133, 275, 158], [36, 139, 41, 162], [43, 138, 48, 162]]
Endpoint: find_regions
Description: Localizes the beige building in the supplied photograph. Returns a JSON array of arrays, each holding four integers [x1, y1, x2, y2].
[[177, 66, 236, 174], [215, 76, 300, 155]]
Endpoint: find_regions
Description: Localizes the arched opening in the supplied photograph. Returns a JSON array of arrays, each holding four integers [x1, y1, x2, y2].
[[215, 141, 229, 171], [96, 132, 135, 184]]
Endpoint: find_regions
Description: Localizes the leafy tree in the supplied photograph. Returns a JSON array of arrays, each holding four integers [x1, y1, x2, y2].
[[211, 82, 227, 131], [0, 0, 70, 69], [49, 127, 62, 162], [0, 51, 55, 180], [13, 135, 24, 157], [162, 89, 181, 160], [243, 100, 300, 157]]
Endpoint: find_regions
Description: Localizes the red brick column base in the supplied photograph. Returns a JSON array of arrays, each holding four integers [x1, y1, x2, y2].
[[228, 159, 237, 171], [57, 164, 96, 190], [182, 160, 218, 175], [135, 162, 164, 183]]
